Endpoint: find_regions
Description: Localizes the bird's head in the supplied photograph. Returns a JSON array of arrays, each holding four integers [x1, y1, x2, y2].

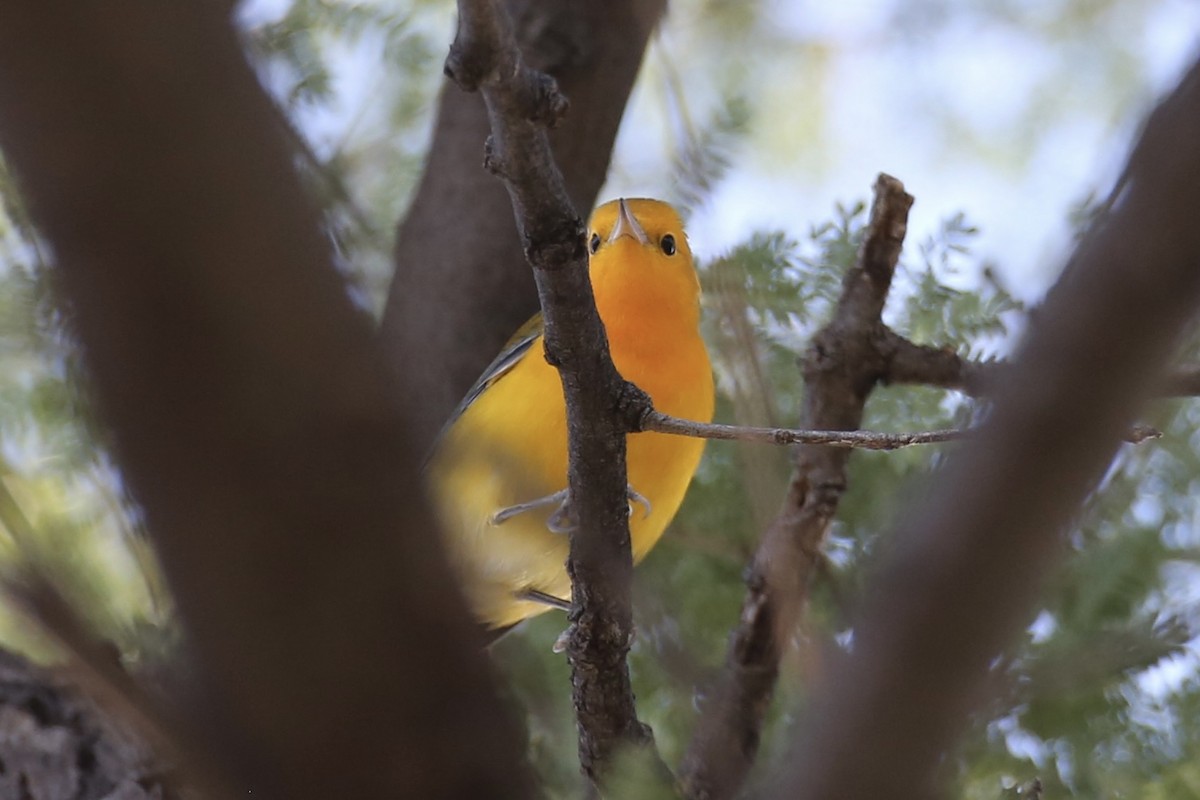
[[586, 198, 700, 324]]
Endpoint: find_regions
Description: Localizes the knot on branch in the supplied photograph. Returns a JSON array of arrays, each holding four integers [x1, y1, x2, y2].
[[444, 34, 497, 92], [565, 607, 634, 666], [514, 68, 570, 128], [803, 324, 891, 401], [805, 478, 847, 519], [522, 215, 586, 272], [618, 381, 654, 433], [482, 135, 508, 179], [733, 589, 774, 663]]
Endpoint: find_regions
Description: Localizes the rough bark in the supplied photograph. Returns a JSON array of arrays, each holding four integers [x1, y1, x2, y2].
[[0, 649, 175, 800], [778, 56, 1200, 800], [383, 0, 667, 454], [679, 175, 913, 800], [0, 3, 534, 799]]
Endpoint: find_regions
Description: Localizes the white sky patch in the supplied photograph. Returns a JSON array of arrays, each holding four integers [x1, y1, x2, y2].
[[995, 712, 1050, 767], [638, 0, 1200, 306], [772, 0, 899, 39], [236, 0, 1200, 310], [1135, 642, 1200, 700], [915, 23, 1056, 136], [236, 0, 291, 28], [1028, 610, 1058, 644], [1143, 0, 1200, 89]]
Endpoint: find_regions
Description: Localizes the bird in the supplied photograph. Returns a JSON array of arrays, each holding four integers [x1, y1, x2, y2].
[[426, 198, 714, 632]]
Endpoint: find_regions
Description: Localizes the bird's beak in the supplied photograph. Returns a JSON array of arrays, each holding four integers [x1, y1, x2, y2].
[[607, 198, 650, 245]]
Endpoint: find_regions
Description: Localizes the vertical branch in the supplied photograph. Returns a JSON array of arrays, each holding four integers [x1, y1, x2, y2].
[[444, 0, 662, 784], [681, 175, 914, 800], [779, 58, 1200, 799]]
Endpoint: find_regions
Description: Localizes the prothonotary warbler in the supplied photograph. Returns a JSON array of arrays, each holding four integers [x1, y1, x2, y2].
[[427, 198, 715, 631]]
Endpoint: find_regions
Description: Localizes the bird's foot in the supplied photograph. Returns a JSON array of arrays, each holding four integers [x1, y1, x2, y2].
[[490, 484, 650, 534], [626, 485, 652, 520], [489, 488, 570, 526], [546, 496, 576, 534]]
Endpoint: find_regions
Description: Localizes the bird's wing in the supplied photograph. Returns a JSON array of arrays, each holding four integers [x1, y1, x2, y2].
[[437, 311, 544, 438]]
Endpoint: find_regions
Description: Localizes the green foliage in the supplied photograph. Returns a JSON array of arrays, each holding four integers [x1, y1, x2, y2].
[[668, 94, 752, 220], [902, 212, 1025, 351], [0, 159, 165, 661], [243, 0, 448, 313]]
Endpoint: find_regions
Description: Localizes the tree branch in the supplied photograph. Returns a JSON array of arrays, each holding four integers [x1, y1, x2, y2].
[[641, 411, 1160, 448], [880, 328, 1200, 401], [444, 0, 662, 786], [1157, 363, 1200, 395], [777, 56, 1200, 800], [641, 410, 963, 449], [878, 329, 1002, 395], [679, 174, 914, 800], [0, 3, 534, 798]]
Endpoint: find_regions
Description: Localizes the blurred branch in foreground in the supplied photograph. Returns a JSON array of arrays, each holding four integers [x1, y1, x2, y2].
[[0, 2, 532, 798]]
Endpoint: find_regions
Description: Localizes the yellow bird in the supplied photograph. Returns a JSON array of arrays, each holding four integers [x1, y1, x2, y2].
[[427, 198, 714, 630]]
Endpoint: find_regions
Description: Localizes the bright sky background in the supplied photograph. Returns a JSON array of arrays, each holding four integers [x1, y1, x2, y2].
[[607, 0, 1200, 301], [238, 0, 1200, 306]]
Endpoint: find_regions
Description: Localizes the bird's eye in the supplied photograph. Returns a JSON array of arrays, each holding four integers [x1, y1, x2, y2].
[[660, 234, 676, 256], [589, 233, 601, 254]]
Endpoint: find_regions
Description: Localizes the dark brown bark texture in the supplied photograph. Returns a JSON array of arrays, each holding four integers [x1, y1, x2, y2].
[[383, 0, 667, 455], [0, 3, 534, 799], [0, 649, 174, 800], [779, 56, 1200, 800]]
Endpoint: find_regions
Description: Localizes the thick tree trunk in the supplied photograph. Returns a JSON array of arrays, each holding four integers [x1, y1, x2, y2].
[[0, 3, 535, 798]]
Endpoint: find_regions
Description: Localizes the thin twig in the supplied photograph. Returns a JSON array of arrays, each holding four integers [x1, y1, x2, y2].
[[643, 411, 961, 449], [644, 408, 1160, 449]]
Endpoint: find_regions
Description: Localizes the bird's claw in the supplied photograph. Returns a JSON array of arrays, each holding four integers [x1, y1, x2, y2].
[[626, 486, 652, 520], [547, 500, 576, 534], [489, 488, 570, 526], [490, 483, 650, 534]]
